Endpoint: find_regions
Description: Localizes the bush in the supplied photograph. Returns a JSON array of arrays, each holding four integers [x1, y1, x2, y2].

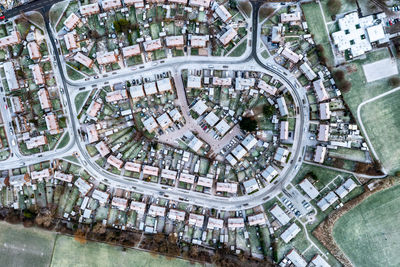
[[239, 117, 257, 132], [327, 0, 342, 15], [388, 77, 400, 88], [332, 70, 352, 93], [263, 104, 274, 118]]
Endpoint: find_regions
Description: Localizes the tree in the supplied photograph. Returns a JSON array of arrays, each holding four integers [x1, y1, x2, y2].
[[239, 117, 257, 132], [263, 104, 274, 118], [388, 77, 400, 88], [327, 0, 342, 15], [332, 70, 352, 93]]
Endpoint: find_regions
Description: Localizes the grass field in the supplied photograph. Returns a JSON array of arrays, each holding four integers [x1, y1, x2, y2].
[[51, 235, 195, 267], [0, 222, 194, 267], [74, 91, 90, 112], [360, 90, 400, 174], [320, 0, 358, 22], [0, 222, 55, 267], [333, 184, 400, 267], [301, 2, 334, 67]]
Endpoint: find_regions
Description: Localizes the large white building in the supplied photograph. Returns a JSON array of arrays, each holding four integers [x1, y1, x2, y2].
[[332, 12, 388, 58]]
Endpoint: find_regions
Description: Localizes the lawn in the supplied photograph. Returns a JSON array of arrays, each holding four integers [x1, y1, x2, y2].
[[360, 90, 400, 174], [301, 2, 334, 67], [333, 184, 400, 267], [320, 0, 358, 22], [228, 41, 247, 57], [0, 222, 56, 267], [74, 91, 90, 113], [51, 235, 197, 267], [57, 132, 70, 149]]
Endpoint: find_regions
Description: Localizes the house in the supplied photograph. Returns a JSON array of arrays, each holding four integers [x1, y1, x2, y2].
[[148, 205, 166, 217], [4, 62, 19, 91], [280, 120, 289, 140], [213, 4, 232, 22], [285, 249, 307, 267], [124, 162, 141, 173], [314, 146, 327, 163], [187, 75, 202, 88], [31, 64, 45, 85], [317, 198, 330, 211], [92, 189, 110, 205], [280, 12, 301, 24], [192, 100, 208, 115], [189, 0, 211, 8], [191, 35, 209, 48], [270, 204, 290, 226], [30, 169, 51, 180], [274, 147, 289, 164], [111, 197, 128, 210], [213, 77, 232, 86], [80, 3, 100, 16], [197, 176, 213, 188], [161, 169, 177, 180], [243, 179, 259, 194], [248, 213, 267, 226], [299, 62, 317, 81], [130, 201, 146, 214], [309, 254, 331, 267], [105, 90, 128, 102], [235, 77, 255, 90], [45, 113, 61, 134], [216, 182, 237, 194], [156, 113, 173, 130], [299, 179, 319, 199], [143, 82, 158, 95], [231, 144, 247, 161], [127, 85, 143, 100], [143, 39, 162, 52], [107, 155, 124, 169], [188, 213, 204, 227], [207, 217, 224, 229], [313, 79, 329, 102], [122, 44, 141, 58], [86, 124, 99, 143], [168, 209, 186, 221], [280, 223, 301, 243], [38, 89, 51, 110], [215, 119, 230, 136], [96, 51, 118, 65], [204, 112, 219, 127], [74, 52, 94, 68], [26, 135, 47, 149], [277, 97, 288, 117], [165, 36, 184, 48], [74, 178, 92, 195], [319, 103, 331, 120], [317, 124, 329, 142], [95, 141, 111, 157], [156, 78, 173, 93], [179, 172, 195, 184], [9, 173, 30, 188], [10, 97, 24, 113], [281, 47, 300, 63], [124, 0, 144, 8], [64, 13, 81, 31], [257, 80, 277, 95], [168, 0, 188, 4], [241, 134, 257, 151], [142, 116, 158, 133], [102, 0, 122, 10], [27, 42, 41, 60], [219, 26, 237, 46], [0, 31, 21, 48], [271, 24, 282, 44], [86, 99, 102, 118], [142, 165, 159, 176], [261, 165, 278, 182], [64, 32, 78, 51], [54, 171, 73, 183], [227, 217, 245, 229]]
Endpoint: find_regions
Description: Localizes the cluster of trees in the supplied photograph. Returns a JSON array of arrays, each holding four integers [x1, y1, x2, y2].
[[113, 19, 139, 34], [239, 117, 257, 132], [327, 0, 342, 17], [332, 69, 352, 93]]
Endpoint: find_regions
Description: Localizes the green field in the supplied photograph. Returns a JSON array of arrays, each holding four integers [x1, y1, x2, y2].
[[74, 91, 90, 112], [320, 0, 358, 22], [333, 184, 400, 267], [0, 222, 194, 267], [0, 222, 55, 267], [360, 90, 400, 174], [301, 2, 334, 67], [51, 235, 195, 267]]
